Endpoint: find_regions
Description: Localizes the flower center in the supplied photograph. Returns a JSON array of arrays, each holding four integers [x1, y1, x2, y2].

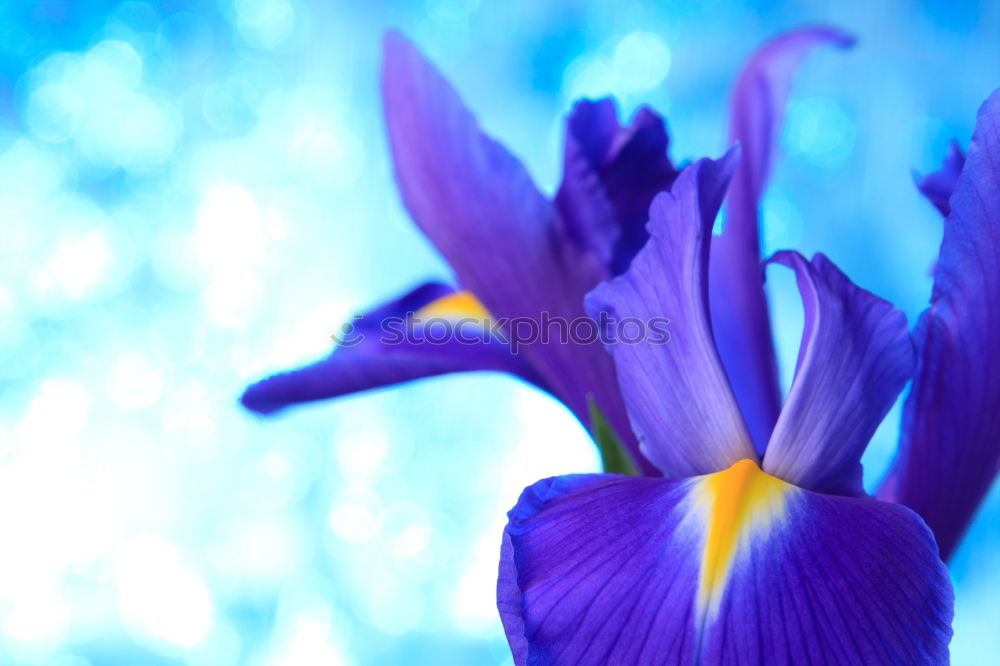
[[694, 458, 792, 620]]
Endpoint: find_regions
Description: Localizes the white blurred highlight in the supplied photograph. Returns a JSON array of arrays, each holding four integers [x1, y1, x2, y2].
[[564, 31, 671, 101], [114, 536, 215, 648], [25, 40, 181, 171]]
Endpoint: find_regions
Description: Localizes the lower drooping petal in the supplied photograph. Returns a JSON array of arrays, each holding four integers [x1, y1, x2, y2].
[[762, 252, 914, 496], [499, 462, 953, 665], [881, 89, 1000, 561], [586, 152, 758, 478], [241, 283, 543, 414]]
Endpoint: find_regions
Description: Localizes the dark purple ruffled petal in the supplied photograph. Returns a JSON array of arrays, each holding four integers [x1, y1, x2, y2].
[[556, 99, 678, 276], [382, 33, 656, 474], [241, 283, 542, 414], [761, 252, 914, 496], [880, 89, 1000, 560], [914, 140, 965, 217], [710, 27, 855, 452], [554, 100, 620, 270], [499, 462, 953, 665], [586, 151, 757, 478]]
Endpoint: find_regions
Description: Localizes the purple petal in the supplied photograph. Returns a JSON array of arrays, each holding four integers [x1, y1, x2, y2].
[[709, 27, 855, 452], [499, 462, 953, 664], [602, 107, 679, 274], [762, 252, 914, 496], [554, 99, 621, 270], [241, 283, 541, 414], [497, 530, 528, 665], [880, 89, 1000, 560], [381, 33, 656, 475], [499, 473, 702, 664], [555, 99, 678, 275], [915, 140, 966, 217], [562, 98, 619, 166], [586, 151, 757, 478]]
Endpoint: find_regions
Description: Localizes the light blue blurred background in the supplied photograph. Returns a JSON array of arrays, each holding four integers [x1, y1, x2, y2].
[[1, 0, 998, 664]]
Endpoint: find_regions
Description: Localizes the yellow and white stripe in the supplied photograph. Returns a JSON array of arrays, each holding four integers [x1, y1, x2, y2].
[[690, 458, 793, 621]]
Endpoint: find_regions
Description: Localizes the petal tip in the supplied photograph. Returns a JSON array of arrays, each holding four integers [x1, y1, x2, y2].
[[381, 29, 412, 59], [792, 24, 857, 49], [715, 144, 742, 183], [239, 382, 279, 416]]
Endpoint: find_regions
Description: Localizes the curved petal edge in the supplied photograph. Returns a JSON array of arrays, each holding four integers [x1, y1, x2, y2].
[[763, 251, 914, 496]]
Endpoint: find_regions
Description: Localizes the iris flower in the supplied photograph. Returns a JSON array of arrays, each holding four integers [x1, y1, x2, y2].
[[241, 28, 849, 476], [498, 55, 1000, 666], [236, 21, 1000, 662]]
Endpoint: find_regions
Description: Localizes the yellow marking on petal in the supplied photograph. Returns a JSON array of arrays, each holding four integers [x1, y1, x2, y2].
[[695, 459, 791, 620], [414, 290, 491, 323]]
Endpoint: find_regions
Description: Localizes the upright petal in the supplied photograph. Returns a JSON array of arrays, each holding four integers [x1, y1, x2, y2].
[[556, 98, 679, 275], [586, 152, 757, 478], [241, 283, 542, 414], [604, 108, 681, 274], [914, 140, 965, 217], [500, 462, 953, 665], [710, 27, 855, 452], [881, 89, 1000, 560], [382, 33, 655, 474], [555, 99, 620, 270], [762, 252, 914, 496]]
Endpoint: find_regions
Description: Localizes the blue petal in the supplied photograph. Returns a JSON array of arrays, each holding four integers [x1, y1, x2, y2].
[[914, 140, 965, 217], [500, 462, 953, 665], [381, 32, 656, 474], [762, 251, 914, 496], [710, 27, 855, 452], [241, 283, 542, 414], [555, 99, 620, 270], [555, 99, 679, 276], [880, 89, 1000, 560], [586, 150, 757, 478]]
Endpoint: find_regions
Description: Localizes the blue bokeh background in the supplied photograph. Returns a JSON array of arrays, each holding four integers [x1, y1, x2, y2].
[[1, 0, 999, 664]]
